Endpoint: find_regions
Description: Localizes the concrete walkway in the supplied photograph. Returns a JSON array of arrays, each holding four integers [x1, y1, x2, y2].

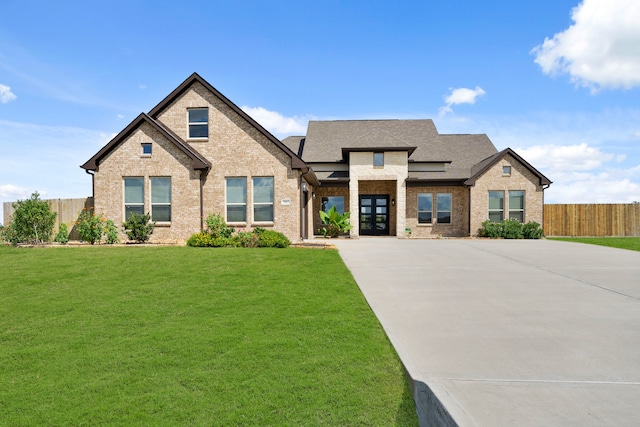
[[332, 238, 640, 426]]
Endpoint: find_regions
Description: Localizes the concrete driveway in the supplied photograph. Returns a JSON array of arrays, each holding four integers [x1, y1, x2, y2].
[[332, 238, 640, 426]]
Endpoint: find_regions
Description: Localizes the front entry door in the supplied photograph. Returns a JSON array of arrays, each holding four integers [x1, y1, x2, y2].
[[359, 195, 389, 236]]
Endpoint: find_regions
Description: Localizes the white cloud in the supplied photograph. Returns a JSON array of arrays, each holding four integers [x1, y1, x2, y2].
[[438, 86, 486, 116], [532, 0, 640, 90], [516, 143, 614, 172], [241, 106, 311, 138], [0, 84, 17, 103], [515, 143, 640, 203], [0, 184, 30, 199]]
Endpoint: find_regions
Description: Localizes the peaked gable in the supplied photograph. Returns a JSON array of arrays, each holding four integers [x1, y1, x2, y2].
[[147, 72, 307, 170], [465, 148, 552, 186], [81, 113, 210, 171]]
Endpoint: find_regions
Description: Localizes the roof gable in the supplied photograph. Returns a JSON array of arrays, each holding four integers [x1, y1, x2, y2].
[[81, 113, 210, 171], [465, 148, 552, 186], [147, 72, 306, 170]]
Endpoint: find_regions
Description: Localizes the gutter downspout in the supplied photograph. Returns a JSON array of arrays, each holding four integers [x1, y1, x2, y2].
[[85, 169, 95, 207], [300, 168, 312, 241], [200, 169, 208, 232]]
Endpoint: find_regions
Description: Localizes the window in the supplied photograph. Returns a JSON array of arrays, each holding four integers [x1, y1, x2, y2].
[[124, 177, 144, 219], [142, 143, 152, 155], [253, 177, 274, 222], [488, 191, 504, 222], [417, 194, 433, 224], [509, 190, 525, 222], [226, 178, 247, 222], [503, 166, 511, 176], [436, 193, 452, 224], [188, 108, 208, 138], [373, 152, 384, 167], [321, 196, 344, 214], [151, 177, 171, 222]]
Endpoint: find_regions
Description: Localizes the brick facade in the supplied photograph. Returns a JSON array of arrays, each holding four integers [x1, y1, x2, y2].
[[469, 154, 545, 235], [405, 186, 470, 237]]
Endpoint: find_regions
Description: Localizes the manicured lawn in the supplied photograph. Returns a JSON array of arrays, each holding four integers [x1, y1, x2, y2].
[[548, 237, 640, 252], [0, 245, 417, 426]]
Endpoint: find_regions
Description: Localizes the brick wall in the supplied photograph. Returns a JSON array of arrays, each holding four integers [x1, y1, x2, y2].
[[469, 154, 544, 236], [405, 186, 470, 237], [93, 82, 303, 243]]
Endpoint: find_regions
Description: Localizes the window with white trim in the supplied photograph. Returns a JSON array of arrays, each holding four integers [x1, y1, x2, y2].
[[124, 177, 144, 220], [188, 108, 208, 138], [151, 177, 171, 222], [226, 177, 247, 222], [488, 191, 504, 222], [417, 193, 433, 224], [509, 190, 525, 222], [253, 177, 274, 222], [436, 193, 452, 224]]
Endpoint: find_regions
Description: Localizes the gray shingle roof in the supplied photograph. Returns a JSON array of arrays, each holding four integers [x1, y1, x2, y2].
[[299, 119, 499, 180]]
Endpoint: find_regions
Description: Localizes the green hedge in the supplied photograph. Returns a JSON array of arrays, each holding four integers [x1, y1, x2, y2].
[[479, 219, 543, 239]]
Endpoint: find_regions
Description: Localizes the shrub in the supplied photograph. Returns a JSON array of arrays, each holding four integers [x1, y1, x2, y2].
[[0, 224, 19, 245], [104, 220, 120, 244], [205, 214, 234, 238], [523, 221, 544, 239], [479, 220, 504, 238], [231, 230, 259, 248], [186, 232, 230, 247], [54, 223, 69, 245], [123, 212, 154, 243], [77, 208, 104, 244], [6, 192, 57, 244], [257, 229, 291, 248], [502, 218, 524, 239]]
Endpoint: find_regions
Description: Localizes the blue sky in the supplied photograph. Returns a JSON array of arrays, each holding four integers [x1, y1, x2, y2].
[[1, 0, 640, 222]]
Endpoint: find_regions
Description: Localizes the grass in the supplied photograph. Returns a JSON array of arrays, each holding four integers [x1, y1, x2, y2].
[[0, 245, 417, 426], [548, 237, 640, 252]]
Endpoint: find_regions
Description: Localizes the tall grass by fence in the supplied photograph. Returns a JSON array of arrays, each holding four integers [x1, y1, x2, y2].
[[544, 203, 640, 237], [3, 197, 94, 241]]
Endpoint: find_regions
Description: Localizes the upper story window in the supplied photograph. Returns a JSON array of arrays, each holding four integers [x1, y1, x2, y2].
[[503, 166, 511, 176], [373, 152, 384, 167], [142, 143, 152, 155], [188, 108, 208, 138]]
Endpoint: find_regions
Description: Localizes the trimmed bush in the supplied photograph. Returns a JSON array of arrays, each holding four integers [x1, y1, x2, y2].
[[502, 218, 524, 239], [54, 223, 69, 245], [123, 212, 154, 243], [257, 229, 291, 248], [231, 231, 259, 248], [479, 219, 544, 239], [523, 221, 544, 239], [205, 214, 234, 238]]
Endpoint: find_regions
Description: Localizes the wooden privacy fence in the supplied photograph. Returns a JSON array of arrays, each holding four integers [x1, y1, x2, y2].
[[3, 197, 94, 241], [544, 204, 640, 237]]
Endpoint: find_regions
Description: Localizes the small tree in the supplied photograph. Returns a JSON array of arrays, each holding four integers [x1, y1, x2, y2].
[[122, 212, 155, 243], [8, 192, 57, 244]]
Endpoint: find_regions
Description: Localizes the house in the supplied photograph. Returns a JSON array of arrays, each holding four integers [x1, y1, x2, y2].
[[82, 73, 551, 243]]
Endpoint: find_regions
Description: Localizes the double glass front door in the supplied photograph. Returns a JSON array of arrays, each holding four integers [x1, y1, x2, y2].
[[359, 195, 389, 236]]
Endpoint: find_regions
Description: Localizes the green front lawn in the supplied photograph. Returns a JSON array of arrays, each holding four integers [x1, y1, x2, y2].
[[0, 246, 417, 426], [548, 237, 640, 252]]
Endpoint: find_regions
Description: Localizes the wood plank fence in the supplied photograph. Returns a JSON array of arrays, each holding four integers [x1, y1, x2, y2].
[[3, 197, 94, 241], [544, 203, 640, 237]]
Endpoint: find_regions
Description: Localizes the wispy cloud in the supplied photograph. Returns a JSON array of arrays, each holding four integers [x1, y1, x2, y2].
[[241, 106, 313, 138], [438, 86, 486, 116], [531, 0, 640, 91], [0, 84, 17, 103]]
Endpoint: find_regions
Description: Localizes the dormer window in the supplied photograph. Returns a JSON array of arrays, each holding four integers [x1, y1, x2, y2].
[[142, 143, 152, 155], [373, 152, 384, 167], [188, 108, 208, 138]]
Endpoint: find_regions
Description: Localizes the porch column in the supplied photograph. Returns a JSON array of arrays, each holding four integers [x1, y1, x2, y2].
[[349, 178, 359, 238], [397, 179, 407, 238]]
